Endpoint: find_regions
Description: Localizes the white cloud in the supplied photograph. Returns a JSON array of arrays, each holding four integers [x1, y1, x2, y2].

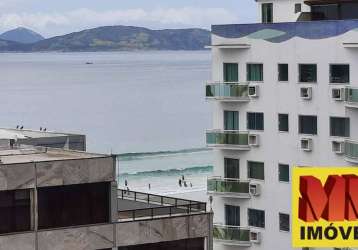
[[0, 7, 239, 37]]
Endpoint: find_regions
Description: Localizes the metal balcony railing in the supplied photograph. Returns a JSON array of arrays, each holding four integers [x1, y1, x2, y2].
[[206, 83, 250, 101], [207, 177, 250, 198], [213, 224, 252, 246], [206, 130, 250, 149]]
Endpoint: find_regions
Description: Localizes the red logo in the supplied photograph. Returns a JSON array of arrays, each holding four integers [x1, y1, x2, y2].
[[299, 175, 358, 222]]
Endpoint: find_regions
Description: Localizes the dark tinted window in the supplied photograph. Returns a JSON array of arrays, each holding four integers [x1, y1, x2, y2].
[[279, 213, 290, 232], [299, 64, 317, 82], [247, 112, 264, 130], [248, 208, 265, 228], [295, 3, 302, 13], [279, 164, 290, 182], [224, 111, 239, 130], [248, 161, 265, 180], [38, 182, 110, 230], [224, 158, 240, 179], [0, 189, 31, 234], [225, 205, 240, 226], [311, 4, 339, 20], [330, 117, 350, 137], [299, 115, 317, 135], [262, 3, 273, 23], [224, 63, 239, 82], [278, 64, 288, 81], [330, 64, 349, 83], [247, 64, 263, 81], [278, 114, 289, 132]]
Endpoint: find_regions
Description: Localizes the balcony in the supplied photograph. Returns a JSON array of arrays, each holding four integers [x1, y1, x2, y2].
[[344, 140, 358, 163], [345, 87, 358, 108], [207, 177, 251, 198], [205, 83, 250, 102], [206, 130, 250, 150], [213, 224, 253, 247]]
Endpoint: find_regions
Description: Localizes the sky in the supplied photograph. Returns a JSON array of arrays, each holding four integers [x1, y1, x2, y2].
[[0, 0, 257, 37]]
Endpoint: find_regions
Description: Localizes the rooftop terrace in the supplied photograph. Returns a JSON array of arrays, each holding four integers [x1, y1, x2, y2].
[[117, 189, 207, 222], [0, 128, 83, 139], [0, 146, 107, 164]]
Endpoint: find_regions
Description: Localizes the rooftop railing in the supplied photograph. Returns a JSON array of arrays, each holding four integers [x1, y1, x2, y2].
[[117, 189, 207, 222]]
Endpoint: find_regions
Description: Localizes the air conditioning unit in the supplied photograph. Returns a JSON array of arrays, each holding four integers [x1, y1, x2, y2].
[[250, 231, 261, 244], [300, 87, 312, 100], [332, 141, 344, 154], [332, 88, 345, 101], [249, 134, 259, 146], [301, 138, 313, 152], [249, 184, 261, 196], [248, 85, 259, 98]]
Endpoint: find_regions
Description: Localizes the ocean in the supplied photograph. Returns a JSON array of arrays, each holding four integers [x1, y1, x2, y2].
[[0, 51, 213, 197]]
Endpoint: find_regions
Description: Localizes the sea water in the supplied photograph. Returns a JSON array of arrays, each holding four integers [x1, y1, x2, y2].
[[0, 51, 213, 197]]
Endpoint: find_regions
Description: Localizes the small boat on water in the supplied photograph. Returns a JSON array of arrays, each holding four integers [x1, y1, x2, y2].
[[85, 62, 94, 65]]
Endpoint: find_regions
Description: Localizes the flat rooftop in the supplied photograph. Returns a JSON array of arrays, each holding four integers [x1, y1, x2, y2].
[[0, 146, 108, 164], [0, 128, 83, 140]]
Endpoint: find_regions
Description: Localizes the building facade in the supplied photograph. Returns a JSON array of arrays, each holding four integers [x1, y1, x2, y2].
[[206, 0, 358, 249], [0, 145, 212, 250]]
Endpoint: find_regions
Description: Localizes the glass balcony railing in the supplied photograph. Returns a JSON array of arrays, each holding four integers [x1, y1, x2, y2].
[[206, 130, 250, 149], [344, 140, 358, 162], [206, 83, 249, 101], [213, 224, 251, 246], [345, 88, 358, 106], [207, 177, 250, 198]]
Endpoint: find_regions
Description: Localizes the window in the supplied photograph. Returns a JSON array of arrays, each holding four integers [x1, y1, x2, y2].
[[262, 3, 273, 23], [278, 64, 288, 81], [248, 161, 265, 180], [279, 213, 290, 232], [224, 158, 240, 179], [279, 164, 290, 182], [278, 114, 289, 132], [248, 208, 265, 228], [247, 64, 263, 82], [295, 3, 302, 13], [299, 115, 317, 135], [330, 117, 350, 137], [0, 189, 32, 234], [247, 112, 264, 130], [224, 111, 239, 130], [330, 64, 349, 83], [225, 205, 240, 226], [38, 182, 110, 230], [223, 63, 238, 82], [311, 3, 358, 21], [299, 64, 317, 83]]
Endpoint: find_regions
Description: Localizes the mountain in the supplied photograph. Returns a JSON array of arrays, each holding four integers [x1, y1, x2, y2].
[[0, 39, 29, 51], [0, 27, 44, 44], [30, 26, 210, 52]]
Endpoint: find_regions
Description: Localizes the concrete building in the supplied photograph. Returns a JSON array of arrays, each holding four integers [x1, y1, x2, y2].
[[0, 145, 212, 250], [206, 0, 358, 249], [0, 128, 86, 151]]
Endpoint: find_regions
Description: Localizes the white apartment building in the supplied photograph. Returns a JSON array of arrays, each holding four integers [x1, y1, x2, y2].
[[206, 0, 358, 250]]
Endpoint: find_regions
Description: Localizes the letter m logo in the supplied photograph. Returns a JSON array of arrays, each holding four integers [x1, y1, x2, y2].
[[299, 175, 350, 222]]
